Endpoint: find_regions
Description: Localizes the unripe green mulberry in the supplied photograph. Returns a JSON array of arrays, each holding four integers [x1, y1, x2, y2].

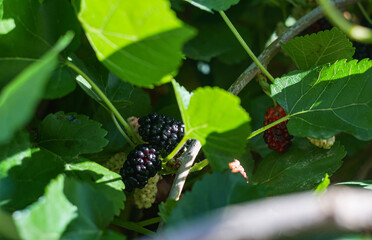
[[133, 174, 161, 209], [307, 136, 335, 149], [103, 152, 126, 173]]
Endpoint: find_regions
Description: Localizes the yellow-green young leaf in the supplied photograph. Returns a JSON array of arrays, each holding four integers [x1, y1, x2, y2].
[[314, 173, 330, 193], [185, 0, 240, 12], [75, 0, 195, 88], [272, 59, 372, 140], [252, 139, 345, 196], [281, 28, 355, 70], [179, 86, 250, 171], [14, 175, 77, 240], [0, 33, 73, 144]]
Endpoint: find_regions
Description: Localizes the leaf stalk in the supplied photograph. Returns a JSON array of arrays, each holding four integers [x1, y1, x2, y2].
[[65, 60, 140, 147], [219, 11, 275, 83]]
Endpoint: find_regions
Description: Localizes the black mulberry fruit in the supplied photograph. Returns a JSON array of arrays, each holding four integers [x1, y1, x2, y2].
[[138, 113, 185, 154], [263, 105, 293, 152], [120, 144, 162, 191]]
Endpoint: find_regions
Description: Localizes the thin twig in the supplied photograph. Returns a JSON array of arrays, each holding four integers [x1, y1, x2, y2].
[[228, 0, 363, 95]]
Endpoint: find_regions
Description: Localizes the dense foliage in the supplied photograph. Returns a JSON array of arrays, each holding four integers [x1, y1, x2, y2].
[[0, 0, 372, 239]]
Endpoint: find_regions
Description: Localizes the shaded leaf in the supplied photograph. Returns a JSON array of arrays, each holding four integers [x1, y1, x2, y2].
[[158, 199, 177, 223], [0, 33, 73, 144], [62, 177, 119, 240], [38, 112, 108, 157], [0, 131, 32, 178], [14, 175, 77, 240], [185, 0, 240, 12], [0, 150, 65, 212], [0, 0, 80, 96], [281, 28, 355, 70], [184, 23, 252, 64], [75, 0, 195, 88], [272, 59, 372, 140], [252, 138, 345, 196], [65, 159, 125, 215], [43, 65, 76, 99], [168, 171, 264, 225]]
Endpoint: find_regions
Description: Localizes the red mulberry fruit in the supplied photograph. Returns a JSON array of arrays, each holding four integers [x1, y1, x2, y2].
[[263, 105, 293, 152]]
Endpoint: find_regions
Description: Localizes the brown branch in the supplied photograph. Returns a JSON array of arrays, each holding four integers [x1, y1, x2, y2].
[[154, 187, 372, 240], [228, 0, 364, 95], [168, 140, 202, 200]]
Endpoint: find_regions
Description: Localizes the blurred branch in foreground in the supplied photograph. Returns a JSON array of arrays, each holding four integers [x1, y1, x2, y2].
[[152, 187, 372, 240]]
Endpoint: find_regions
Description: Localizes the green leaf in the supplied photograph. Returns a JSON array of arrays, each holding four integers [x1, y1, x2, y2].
[[97, 73, 151, 117], [65, 159, 125, 215], [0, 33, 73, 144], [38, 112, 108, 157], [167, 171, 264, 225], [0, 18, 14, 35], [172, 80, 192, 124], [185, 0, 240, 12], [0, 207, 20, 240], [14, 175, 77, 240], [0, 150, 65, 212], [246, 95, 273, 158], [0, 0, 80, 94], [75, 0, 195, 88], [281, 28, 355, 70], [0, 131, 32, 178], [314, 173, 330, 193], [62, 177, 119, 240], [184, 23, 252, 64], [252, 138, 345, 196], [190, 159, 209, 173], [43, 65, 76, 99], [337, 133, 368, 156], [337, 181, 372, 190], [181, 87, 251, 171], [271, 59, 372, 140], [158, 199, 177, 223]]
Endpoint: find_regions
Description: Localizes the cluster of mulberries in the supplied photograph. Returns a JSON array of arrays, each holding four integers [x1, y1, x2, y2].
[[120, 144, 161, 191], [138, 113, 185, 154], [133, 174, 161, 209], [263, 105, 293, 152], [104, 152, 126, 173]]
